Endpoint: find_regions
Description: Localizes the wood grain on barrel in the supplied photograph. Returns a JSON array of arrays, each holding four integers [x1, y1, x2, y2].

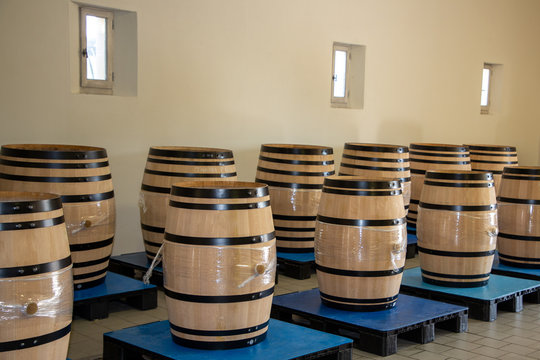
[[315, 176, 407, 310], [417, 171, 497, 287], [163, 181, 275, 349], [139, 146, 237, 259], [0, 192, 72, 360], [0, 144, 114, 289]]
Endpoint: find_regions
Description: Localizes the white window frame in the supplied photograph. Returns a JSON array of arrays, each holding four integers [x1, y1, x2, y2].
[[480, 63, 493, 115], [331, 43, 351, 106], [80, 7, 114, 94]]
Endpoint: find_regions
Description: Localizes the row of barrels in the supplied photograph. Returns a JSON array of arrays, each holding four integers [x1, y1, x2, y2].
[[0, 142, 532, 357], [140, 142, 519, 257]]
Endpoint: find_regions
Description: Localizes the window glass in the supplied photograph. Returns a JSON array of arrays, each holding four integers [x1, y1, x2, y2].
[[480, 68, 490, 106], [86, 15, 107, 80], [333, 50, 347, 98]]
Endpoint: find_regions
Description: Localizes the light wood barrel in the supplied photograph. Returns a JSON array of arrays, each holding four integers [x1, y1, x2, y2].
[[0, 144, 115, 290], [315, 176, 407, 310], [417, 171, 497, 287], [408, 143, 471, 234], [163, 181, 276, 349], [255, 144, 334, 253], [0, 192, 72, 360], [139, 146, 237, 260], [497, 167, 540, 267], [467, 144, 518, 195], [339, 143, 411, 212]]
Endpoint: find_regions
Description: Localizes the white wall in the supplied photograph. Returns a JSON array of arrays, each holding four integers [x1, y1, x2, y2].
[[1, 0, 539, 255]]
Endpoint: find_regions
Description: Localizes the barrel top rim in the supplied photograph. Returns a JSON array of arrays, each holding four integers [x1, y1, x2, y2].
[[425, 170, 493, 180], [345, 142, 409, 153], [466, 144, 517, 152], [261, 143, 333, 150], [2, 144, 105, 152], [324, 175, 401, 188], [150, 146, 233, 153], [171, 180, 267, 190], [503, 166, 540, 175], [410, 142, 467, 148], [504, 166, 540, 170], [0, 191, 60, 203], [344, 142, 409, 150]]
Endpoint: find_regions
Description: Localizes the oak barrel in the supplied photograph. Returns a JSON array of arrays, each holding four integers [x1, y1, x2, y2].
[[339, 143, 411, 211], [0, 192, 72, 360], [315, 176, 407, 310], [255, 144, 334, 253], [417, 171, 497, 287], [467, 144, 518, 195], [0, 144, 115, 289], [497, 166, 540, 267], [139, 146, 237, 260], [163, 181, 276, 349], [408, 143, 471, 234]]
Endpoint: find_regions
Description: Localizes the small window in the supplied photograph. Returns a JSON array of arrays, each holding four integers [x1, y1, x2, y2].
[[330, 42, 366, 109], [80, 7, 114, 94], [480, 64, 492, 114], [332, 44, 350, 105]]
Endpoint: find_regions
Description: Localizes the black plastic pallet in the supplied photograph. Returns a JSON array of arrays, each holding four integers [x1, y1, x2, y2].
[[272, 290, 467, 357], [109, 252, 164, 287], [74, 272, 158, 320], [406, 243, 417, 259], [277, 257, 314, 280], [400, 267, 540, 322]]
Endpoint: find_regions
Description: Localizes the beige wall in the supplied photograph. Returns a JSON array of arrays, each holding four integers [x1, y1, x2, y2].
[[1, 0, 539, 255]]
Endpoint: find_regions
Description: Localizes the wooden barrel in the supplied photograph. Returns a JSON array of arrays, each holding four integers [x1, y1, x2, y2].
[[467, 144, 518, 194], [0, 144, 115, 289], [0, 192, 72, 360], [163, 181, 276, 349], [497, 166, 540, 267], [408, 143, 471, 234], [417, 171, 497, 287], [139, 146, 237, 260], [255, 144, 334, 253], [339, 143, 411, 212], [315, 176, 407, 310]]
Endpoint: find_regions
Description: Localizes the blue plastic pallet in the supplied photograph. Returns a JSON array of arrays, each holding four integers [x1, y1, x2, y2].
[[102, 318, 353, 360], [277, 251, 315, 280], [74, 272, 157, 320], [400, 267, 540, 321], [109, 252, 164, 286], [271, 288, 467, 356]]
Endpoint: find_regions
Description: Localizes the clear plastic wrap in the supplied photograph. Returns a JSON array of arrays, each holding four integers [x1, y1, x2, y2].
[[138, 191, 147, 214], [161, 243, 276, 293], [315, 222, 407, 272], [417, 207, 498, 248], [64, 201, 114, 236], [268, 187, 321, 215], [0, 266, 73, 321], [497, 202, 540, 233]]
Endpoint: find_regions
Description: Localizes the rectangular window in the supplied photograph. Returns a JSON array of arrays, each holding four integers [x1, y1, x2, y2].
[[331, 44, 350, 105], [331, 42, 365, 109], [80, 7, 114, 93], [480, 64, 493, 114]]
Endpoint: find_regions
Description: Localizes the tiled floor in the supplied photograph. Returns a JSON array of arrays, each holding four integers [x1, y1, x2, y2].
[[68, 256, 540, 360]]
